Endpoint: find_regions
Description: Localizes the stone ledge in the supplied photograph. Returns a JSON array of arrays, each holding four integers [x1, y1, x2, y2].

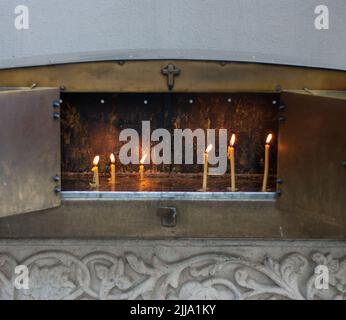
[[0, 240, 345, 300]]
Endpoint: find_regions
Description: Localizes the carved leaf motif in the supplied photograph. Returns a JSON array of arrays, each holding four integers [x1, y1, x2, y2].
[[161, 261, 189, 290], [0, 256, 6, 267], [117, 259, 125, 275], [328, 258, 339, 274], [309, 252, 346, 299], [169, 280, 236, 300], [279, 254, 307, 285], [25, 264, 77, 300], [338, 261, 346, 278], [152, 256, 167, 270], [95, 264, 108, 280], [234, 269, 258, 290], [263, 256, 280, 277], [233, 254, 308, 300], [164, 270, 181, 289], [76, 266, 84, 284], [190, 262, 224, 278], [0, 254, 16, 300], [125, 253, 153, 275], [114, 276, 132, 290], [312, 252, 339, 272], [95, 261, 132, 299], [180, 281, 220, 300], [336, 282, 346, 293], [312, 252, 328, 265], [0, 248, 345, 300]]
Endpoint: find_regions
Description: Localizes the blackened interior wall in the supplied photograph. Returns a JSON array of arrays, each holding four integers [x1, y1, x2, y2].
[[61, 93, 279, 174]]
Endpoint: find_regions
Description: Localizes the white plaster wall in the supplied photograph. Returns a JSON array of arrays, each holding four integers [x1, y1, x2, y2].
[[0, 0, 345, 70]]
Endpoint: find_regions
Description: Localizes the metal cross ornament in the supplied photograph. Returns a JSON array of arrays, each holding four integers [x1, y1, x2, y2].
[[161, 63, 181, 91]]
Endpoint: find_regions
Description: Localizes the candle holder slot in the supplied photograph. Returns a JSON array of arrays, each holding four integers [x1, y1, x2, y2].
[[59, 92, 279, 195]]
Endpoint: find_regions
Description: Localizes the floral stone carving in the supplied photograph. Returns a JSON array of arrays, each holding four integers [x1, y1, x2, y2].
[[0, 241, 345, 300]]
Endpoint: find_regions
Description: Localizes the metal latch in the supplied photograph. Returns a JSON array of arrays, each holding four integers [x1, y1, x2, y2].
[[157, 207, 177, 228]]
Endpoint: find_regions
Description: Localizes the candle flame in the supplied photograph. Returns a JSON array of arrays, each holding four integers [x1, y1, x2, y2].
[[140, 154, 147, 164], [230, 134, 236, 146], [266, 134, 273, 144], [110, 153, 115, 163], [206, 144, 213, 153], [93, 155, 100, 166]]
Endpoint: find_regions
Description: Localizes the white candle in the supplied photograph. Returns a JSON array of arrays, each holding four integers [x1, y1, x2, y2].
[[110, 153, 116, 185], [139, 154, 147, 181], [228, 134, 236, 192], [202, 144, 213, 191], [90, 155, 100, 187], [262, 134, 273, 192]]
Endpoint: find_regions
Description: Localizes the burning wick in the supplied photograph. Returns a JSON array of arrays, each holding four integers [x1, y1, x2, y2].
[[262, 134, 273, 192], [90, 155, 100, 188], [201, 144, 213, 191], [110, 153, 116, 185], [139, 154, 147, 181], [227, 134, 236, 192]]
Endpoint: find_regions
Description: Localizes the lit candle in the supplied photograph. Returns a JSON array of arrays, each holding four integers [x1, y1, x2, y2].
[[90, 155, 100, 187], [262, 134, 273, 192], [139, 154, 147, 181], [202, 144, 213, 191], [110, 153, 116, 185], [151, 149, 157, 173], [227, 134, 236, 192]]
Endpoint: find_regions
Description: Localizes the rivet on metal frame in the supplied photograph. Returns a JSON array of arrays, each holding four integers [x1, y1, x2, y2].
[[53, 112, 60, 120], [52, 100, 60, 108], [54, 187, 61, 194]]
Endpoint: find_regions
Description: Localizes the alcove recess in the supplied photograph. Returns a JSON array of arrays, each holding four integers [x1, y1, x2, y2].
[[60, 92, 278, 192]]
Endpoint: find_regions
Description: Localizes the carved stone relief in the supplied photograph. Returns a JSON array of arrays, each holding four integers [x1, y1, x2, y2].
[[0, 240, 345, 300]]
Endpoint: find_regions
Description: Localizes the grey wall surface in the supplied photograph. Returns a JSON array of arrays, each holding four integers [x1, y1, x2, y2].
[[0, 0, 345, 70]]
